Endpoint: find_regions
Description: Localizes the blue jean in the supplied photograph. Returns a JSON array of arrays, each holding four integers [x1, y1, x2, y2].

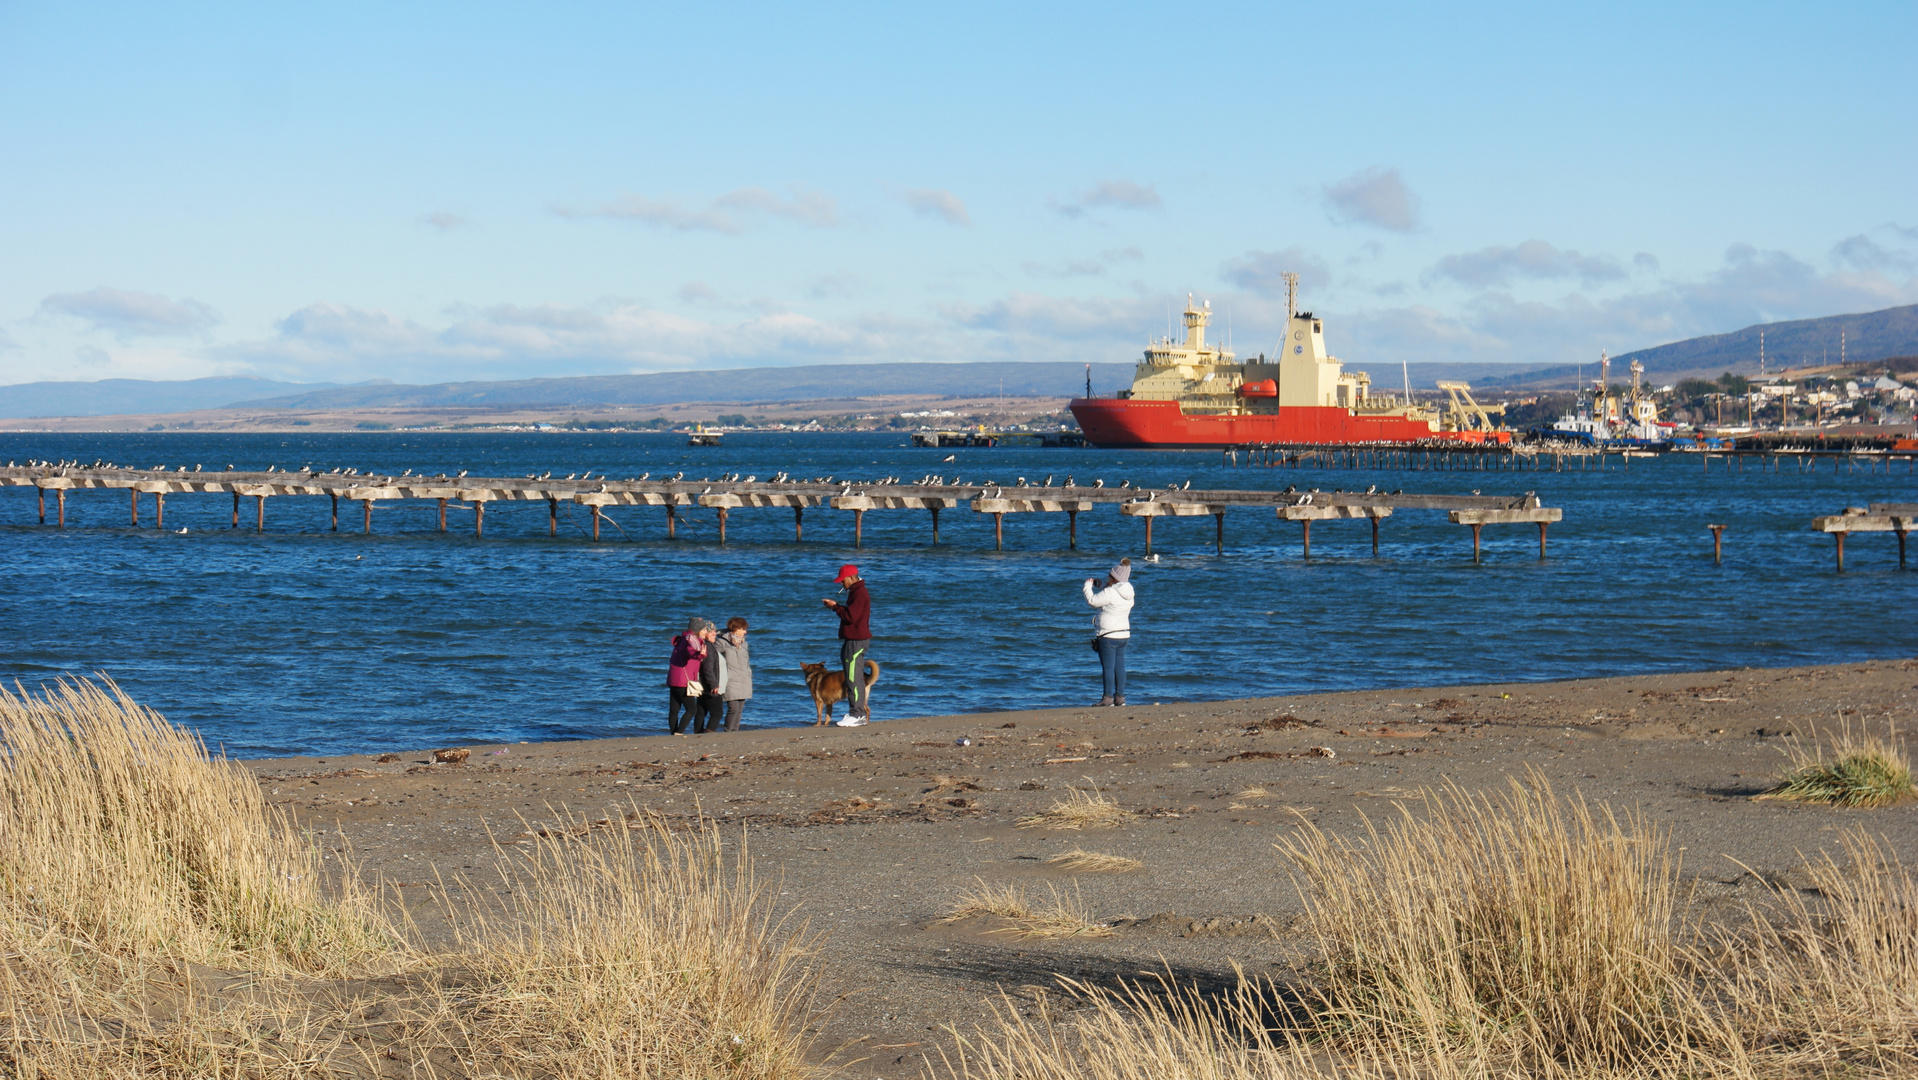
[[1095, 636, 1128, 699]]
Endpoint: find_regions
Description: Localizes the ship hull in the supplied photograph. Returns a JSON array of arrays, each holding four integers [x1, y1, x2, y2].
[[1069, 398, 1504, 449]]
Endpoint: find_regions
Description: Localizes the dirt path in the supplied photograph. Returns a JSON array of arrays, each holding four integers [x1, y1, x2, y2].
[[252, 659, 1918, 1079]]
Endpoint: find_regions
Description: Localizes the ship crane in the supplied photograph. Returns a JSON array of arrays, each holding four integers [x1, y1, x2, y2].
[[1434, 381, 1506, 434]]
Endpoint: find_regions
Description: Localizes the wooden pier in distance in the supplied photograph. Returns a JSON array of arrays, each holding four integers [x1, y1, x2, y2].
[[3, 463, 1561, 560]]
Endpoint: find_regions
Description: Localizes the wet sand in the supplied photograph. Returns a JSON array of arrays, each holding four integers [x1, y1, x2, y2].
[[251, 660, 1918, 1078]]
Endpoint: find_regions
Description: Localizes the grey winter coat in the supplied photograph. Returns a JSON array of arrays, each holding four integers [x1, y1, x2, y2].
[[714, 634, 753, 700]]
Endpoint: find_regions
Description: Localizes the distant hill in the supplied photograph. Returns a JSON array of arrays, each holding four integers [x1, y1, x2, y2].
[[221, 360, 1528, 411], [0, 356, 1654, 420], [0, 375, 339, 418], [1478, 303, 1918, 389]]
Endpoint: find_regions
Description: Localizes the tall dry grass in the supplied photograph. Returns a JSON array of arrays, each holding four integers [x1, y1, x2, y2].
[[1277, 773, 1693, 1070], [0, 678, 389, 972], [935, 776, 1918, 1080], [0, 680, 821, 1080], [423, 813, 821, 1078]]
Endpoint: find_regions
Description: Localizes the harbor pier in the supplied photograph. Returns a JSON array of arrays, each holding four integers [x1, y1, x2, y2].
[[4, 463, 1560, 560]]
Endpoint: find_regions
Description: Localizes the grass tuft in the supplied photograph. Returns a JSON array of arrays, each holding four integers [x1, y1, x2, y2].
[[0, 677, 391, 973], [1277, 771, 1688, 1070], [1044, 849, 1141, 873], [1017, 779, 1133, 831], [944, 879, 1113, 939], [0, 679, 820, 1079], [1759, 724, 1915, 807]]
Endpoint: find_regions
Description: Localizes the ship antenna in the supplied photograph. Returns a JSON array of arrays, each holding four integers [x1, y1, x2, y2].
[[1283, 272, 1298, 320]]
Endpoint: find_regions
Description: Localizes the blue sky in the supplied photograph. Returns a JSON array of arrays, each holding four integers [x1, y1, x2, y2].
[[3, 0, 1915, 386]]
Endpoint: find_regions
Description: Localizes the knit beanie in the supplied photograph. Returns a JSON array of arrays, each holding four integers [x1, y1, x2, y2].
[[1109, 558, 1131, 583]]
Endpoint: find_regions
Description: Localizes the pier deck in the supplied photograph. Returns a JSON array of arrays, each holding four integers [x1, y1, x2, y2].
[[3, 463, 1555, 558]]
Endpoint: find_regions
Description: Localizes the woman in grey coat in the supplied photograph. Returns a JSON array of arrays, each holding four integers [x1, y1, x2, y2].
[[713, 616, 753, 731]]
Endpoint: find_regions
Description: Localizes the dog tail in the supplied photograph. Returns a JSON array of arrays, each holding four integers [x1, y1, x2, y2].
[[860, 659, 881, 689]]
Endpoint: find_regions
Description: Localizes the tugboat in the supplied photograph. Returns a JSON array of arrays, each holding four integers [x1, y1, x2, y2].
[[1069, 274, 1508, 449], [1543, 354, 1674, 448]]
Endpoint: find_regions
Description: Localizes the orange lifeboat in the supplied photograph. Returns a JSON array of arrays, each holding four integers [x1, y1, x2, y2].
[[1237, 378, 1277, 398]]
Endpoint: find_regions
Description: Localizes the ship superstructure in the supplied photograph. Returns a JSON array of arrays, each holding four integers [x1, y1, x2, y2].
[[1069, 275, 1508, 449]]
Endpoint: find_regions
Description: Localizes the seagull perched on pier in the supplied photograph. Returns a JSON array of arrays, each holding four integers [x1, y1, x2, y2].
[[457, 470, 468, 478], [1092, 478, 1104, 488], [1471, 489, 1480, 495], [1299, 493, 1313, 505], [1365, 484, 1377, 494], [1119, 480, 1131, 489], [638, 472, 650, 481], [1045, 474, 1054, 486], [673, 472, 685, 481], [1282, 484, 1296, 494], [566, 473, 577, 480]]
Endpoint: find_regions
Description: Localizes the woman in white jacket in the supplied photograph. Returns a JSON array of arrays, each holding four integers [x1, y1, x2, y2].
[[1083, 558, 1134, 706]]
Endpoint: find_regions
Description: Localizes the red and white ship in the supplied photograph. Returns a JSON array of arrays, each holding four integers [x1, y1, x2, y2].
[[1069, 277, 1508, 449]]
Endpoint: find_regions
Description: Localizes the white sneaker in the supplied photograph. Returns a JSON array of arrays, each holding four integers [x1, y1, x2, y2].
[[834, 715, 869, 727]]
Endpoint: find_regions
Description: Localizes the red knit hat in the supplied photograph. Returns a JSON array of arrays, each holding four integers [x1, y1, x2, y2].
[[834, 564, 860, 583]]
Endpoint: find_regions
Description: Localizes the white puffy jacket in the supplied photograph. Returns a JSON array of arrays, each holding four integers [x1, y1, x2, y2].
[[1083, 579, 1133, 639]]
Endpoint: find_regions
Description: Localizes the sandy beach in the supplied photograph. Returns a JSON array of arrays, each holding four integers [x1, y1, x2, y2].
[[242, 659, 1917, 1078]]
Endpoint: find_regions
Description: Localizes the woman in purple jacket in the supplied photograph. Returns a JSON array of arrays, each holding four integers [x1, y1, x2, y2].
[[667, 618, 713, 735]]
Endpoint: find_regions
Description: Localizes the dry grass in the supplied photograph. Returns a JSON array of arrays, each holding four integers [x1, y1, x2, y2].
[[0, 679, 820, 1079], [1045, 849, 1142, 874], [944, 879, 1113, 939], [0, 678, 392, 973], [1758, 724, 1915, 807], [1277, 772, 1692, 1070], [1017, 780, 1133, 831], [935, 777, 1918, 1080], [1235, 786, 1272, 798]]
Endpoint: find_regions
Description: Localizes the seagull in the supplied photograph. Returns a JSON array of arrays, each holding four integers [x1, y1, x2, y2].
[[1181, 479, 1191, 489], [1045, 474, 1054, 486], [1092, 479, 1105, 488], [1119, 480, 1132, 489], [1471, 489, 1481, 495], [1144, 552, 1161, 562], [175, 527, 188, 534], [745, 475, 756, 482], [457, 470, 468, 478], [1365, 484, 1377, 494], [1066, 475, 1075, 486], [941, 454, 956, 462], [566, 473, 577, 480], [1300, 493, 1313, 505], [402, 469, 413, 476], [639, 472, 650, 481]]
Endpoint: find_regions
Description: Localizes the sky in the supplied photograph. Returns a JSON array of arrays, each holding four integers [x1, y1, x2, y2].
[[2, 0, 1915, 388]]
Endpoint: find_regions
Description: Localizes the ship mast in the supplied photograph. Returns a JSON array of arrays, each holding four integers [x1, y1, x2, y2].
[[1283, 272, 1298, 320]]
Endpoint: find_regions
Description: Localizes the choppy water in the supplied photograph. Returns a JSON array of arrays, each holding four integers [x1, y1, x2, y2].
[[1, 432, 1912, 757]]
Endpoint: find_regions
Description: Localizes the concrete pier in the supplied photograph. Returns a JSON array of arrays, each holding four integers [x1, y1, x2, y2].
[[3, 463, 1559, 559]]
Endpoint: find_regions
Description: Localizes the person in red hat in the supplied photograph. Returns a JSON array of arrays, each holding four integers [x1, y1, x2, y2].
[[822, 564, 873, 725]]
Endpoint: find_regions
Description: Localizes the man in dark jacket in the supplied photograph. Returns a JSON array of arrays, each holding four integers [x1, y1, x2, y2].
[[822, 563, 872, 726]]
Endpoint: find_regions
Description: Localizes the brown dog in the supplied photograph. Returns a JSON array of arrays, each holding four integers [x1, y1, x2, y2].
[[800, 659, 881, 726]]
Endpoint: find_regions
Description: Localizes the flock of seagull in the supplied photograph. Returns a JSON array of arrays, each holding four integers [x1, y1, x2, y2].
[[8, 460, 1496, 503]]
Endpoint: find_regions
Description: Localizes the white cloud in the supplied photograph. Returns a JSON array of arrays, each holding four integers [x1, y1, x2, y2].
[[901, 188, 970, 226], [1221, 248, 1333, 295], [807, 272, 860, 299], [1322, 167, 1420, 232], [1022, 246, 1144, 278], [1052, 180, 1162, 219], [556, 186, 839, 233], [1427, 240, 1627, 288], [39, 287, 220, 340], [1339, 243, 1918, 368]]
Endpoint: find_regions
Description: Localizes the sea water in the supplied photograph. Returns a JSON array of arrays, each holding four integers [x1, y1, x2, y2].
[[1, 431, 1912, 757]]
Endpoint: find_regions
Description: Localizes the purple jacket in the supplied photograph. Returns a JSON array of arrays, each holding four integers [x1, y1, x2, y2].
[[668, 632, 706, 688]]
